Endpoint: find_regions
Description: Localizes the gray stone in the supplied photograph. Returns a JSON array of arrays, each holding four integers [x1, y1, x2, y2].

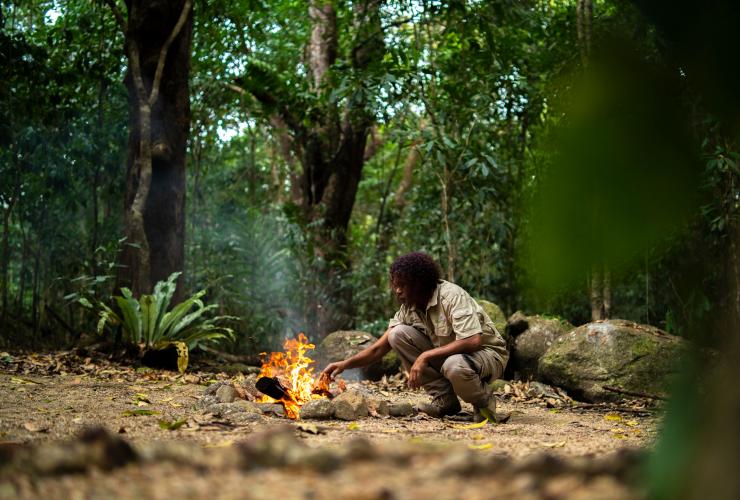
[[332, 390, 368, 420], [539, 320, 688, 402], [318, 331, 400, 381], [236, 400, 264, 414], [216, 384, 237, 403], [254, 402, 286, 417], [204, 381, 227, 396], [366, 398, 390, 417], [299, 398, 335, 419], [388, 402, 414, 417], [526, 381, 558, 399], [505, 313, 574, 380]]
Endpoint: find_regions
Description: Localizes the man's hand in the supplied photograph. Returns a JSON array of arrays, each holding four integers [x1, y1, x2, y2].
[[322, 360, 348, 380], [408, 353, 429, 389]]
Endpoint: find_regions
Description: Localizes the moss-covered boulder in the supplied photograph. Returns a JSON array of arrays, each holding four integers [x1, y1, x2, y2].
[[318, 330, 400, 381], [504, 312, 574, 380], [539, 320, 687, 402], [476, 299, 507, 342]]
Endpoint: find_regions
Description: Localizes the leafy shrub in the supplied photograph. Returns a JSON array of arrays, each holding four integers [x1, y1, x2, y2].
[[80, 272, 235, 350]]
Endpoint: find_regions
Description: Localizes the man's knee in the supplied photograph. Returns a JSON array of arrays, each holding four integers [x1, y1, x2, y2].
[[388, 325, 413, 349], [441, 354, 477, 381]]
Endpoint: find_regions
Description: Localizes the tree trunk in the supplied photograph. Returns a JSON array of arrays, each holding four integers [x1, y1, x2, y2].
[[111, 0, 192, 299], [590, 265, 611, 321], [1, 205, 11, 324]]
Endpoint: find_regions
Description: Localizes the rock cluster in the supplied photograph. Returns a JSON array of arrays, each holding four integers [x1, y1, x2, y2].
[[300, 390, 412, 420]]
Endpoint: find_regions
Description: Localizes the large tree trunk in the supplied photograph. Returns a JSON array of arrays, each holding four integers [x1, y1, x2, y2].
[[112, 0, 192, 299]]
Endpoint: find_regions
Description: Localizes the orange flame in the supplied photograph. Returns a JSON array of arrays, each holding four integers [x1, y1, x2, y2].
[[258, 333, 332, 419]]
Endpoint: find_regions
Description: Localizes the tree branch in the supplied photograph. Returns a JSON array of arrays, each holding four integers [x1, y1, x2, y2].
[[103, 0, 127, 32], [149, 0, 193, 107]]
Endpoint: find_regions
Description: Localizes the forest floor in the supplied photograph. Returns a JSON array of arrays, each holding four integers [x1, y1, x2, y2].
[[0, 349, 662, 499]]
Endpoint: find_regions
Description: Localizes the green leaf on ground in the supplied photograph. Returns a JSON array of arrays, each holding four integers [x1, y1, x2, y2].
[[122, 409, 160, 417]]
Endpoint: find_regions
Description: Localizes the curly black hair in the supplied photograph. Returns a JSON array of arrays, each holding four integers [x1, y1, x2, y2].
[[390, 252, 441, 308]]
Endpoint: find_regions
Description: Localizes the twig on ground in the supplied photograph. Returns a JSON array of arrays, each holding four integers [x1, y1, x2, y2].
[[601, 385, 667, 401]]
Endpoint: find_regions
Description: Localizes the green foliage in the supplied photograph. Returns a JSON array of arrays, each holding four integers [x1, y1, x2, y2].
[[82, 272, 235, 350]]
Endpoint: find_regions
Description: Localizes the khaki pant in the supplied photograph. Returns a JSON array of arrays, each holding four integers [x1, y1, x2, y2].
[[388, 324, 504, 407]]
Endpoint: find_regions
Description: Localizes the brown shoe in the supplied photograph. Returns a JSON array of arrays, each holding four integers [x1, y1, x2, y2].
[[417, 393, 461, 418]]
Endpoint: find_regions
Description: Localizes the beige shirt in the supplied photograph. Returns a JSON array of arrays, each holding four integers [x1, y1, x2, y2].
[[388, 280, 508, 364]]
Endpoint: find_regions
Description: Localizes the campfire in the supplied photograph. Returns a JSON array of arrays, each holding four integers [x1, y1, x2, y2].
[[256, 333, 344, 419]]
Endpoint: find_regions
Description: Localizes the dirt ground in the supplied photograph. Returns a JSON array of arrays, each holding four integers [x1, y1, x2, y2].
[[0, 350, 662, 499]]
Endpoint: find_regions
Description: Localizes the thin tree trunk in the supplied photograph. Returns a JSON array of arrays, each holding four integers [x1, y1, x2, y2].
[[16, 221, 28, 315], [1, 206, 11, 324], [32, 246, 40, 338], [440, 162, 456, 282], [590, 267, 603, 321]]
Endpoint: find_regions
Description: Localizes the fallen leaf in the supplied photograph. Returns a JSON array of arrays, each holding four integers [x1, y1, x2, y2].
[[604, 414, 622, 422], [122, 409, 160, 417], [542, 441, 566, 448], [133, 393, 151, 404], [347, 422, 360, 431], [297, 424, 325, 435], [468, 443, 493, 450], [453, 419, 488, 429], [158, 418, 187, 431], [11, 377, 40, 385], [624, 419, 639, 427], [23, 422, 48, 433]]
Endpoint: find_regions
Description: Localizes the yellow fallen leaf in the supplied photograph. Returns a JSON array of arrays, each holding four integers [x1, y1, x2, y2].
[[604, 414, 622, 422], [468, 443, 493, 450], [11, 377, 40, 385], [624, 419, 639, 427], [133, 393, 151, 403], [453, 419, 488, 429], [542, 441, 566, 448], [169, 402, 183, 408], [347, 422, 360, 431]]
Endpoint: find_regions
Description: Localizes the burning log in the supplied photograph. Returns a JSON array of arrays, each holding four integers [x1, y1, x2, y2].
[[256, 376, 288, 400], [255, 334, 345, 419]]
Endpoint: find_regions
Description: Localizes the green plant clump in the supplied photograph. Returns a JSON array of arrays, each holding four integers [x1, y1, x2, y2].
[[82, 272, 235, 350]]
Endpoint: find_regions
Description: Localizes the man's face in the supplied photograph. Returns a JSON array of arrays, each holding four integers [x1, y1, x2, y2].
[[391, 277, 410, 306]]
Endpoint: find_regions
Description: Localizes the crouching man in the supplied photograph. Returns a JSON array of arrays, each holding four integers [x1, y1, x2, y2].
[[321, 252, 508, 422]]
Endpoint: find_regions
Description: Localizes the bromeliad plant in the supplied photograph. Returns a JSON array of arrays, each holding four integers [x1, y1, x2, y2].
[[77, 272, 235, 370]]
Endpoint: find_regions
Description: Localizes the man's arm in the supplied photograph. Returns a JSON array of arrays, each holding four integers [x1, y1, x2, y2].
[[321, 329, 393, 379], [407, 333, 482, 389]]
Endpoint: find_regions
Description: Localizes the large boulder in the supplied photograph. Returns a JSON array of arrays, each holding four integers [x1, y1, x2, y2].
[[539, 320, 688, 402], [317, 330, 400, 381], [476, 299, 507, 342], [504, 312, 574, 380]]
